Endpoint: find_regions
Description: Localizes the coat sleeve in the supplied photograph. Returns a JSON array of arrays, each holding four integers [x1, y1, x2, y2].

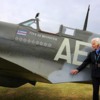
[[77, 52, 91, 72]]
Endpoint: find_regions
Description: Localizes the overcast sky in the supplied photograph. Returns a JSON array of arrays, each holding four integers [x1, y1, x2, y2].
[[0, 0, 100, 34]]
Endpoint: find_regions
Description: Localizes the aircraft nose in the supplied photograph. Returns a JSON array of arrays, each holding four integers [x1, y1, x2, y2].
[[0, 21, 18, 40]]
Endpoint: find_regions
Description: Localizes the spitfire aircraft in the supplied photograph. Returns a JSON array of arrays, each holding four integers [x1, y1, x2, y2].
[[0, 6, 99, 88]]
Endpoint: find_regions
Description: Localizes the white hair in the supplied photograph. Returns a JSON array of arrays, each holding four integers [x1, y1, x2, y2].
[[91, 38, 100, 45]]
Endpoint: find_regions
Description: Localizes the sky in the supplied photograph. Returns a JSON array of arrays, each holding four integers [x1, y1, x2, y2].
[[0, 0, 100, 34]]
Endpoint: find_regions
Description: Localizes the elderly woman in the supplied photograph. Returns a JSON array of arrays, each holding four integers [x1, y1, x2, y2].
[[70, 38, 100, 100]]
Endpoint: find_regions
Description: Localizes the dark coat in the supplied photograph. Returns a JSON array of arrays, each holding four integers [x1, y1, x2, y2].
[[77, 50, 100, 78]]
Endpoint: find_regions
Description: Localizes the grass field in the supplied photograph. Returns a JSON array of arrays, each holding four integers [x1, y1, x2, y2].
[[0, 82, 93, 100]]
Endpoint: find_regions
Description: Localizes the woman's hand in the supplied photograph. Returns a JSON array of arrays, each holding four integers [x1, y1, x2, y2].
[[70, 69, 79, 75]]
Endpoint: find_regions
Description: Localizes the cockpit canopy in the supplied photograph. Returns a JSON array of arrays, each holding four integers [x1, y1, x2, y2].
[[19, 18, 75, 36], [19, 18, 60, 33]]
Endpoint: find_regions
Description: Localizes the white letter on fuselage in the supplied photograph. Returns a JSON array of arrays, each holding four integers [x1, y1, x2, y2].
[[54, 38, 71, 63], [73, 41, 91, 65]]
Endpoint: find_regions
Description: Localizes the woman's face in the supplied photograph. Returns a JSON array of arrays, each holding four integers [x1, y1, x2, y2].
[[91, 40, 99, 50]]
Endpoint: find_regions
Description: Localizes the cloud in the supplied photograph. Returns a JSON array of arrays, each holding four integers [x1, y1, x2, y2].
[[0, 0, 100, 33]]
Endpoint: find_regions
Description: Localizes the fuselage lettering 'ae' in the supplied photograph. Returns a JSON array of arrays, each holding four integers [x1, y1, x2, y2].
[[54, 38, 91, 66]]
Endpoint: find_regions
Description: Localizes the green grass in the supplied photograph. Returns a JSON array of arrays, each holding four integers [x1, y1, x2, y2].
[[0, 82, 92, 100]]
